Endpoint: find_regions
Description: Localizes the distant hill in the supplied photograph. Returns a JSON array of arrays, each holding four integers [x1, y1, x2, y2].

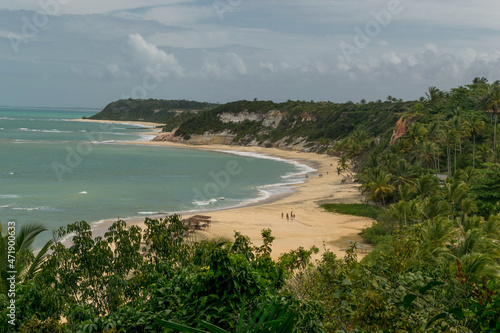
[[87, 99, 219, 131], [171, 99, 416, 152]]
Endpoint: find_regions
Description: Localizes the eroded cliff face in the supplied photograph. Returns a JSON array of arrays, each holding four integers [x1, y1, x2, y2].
[[218, 110, 284, 128], [390, 115, 410, 145], [154, 108, 320, 151]]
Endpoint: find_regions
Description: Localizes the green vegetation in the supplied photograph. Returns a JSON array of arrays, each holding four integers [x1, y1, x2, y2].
[[0, 217, 323, 332], [88, 99, 218, 131], [3, 78, 500, 331], [320, 203, 382, 219], [174, 99, 412, 150]]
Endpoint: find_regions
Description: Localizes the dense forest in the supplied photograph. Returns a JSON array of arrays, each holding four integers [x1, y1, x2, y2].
[[88, 99, 219, 131], [2, 78, 500, 332]]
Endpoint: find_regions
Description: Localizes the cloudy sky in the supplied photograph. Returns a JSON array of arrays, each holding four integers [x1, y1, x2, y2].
[[0, 0, 499, 108]]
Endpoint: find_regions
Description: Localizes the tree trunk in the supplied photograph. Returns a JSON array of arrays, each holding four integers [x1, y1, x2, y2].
[[447, 146, 451, 177], [473, 133, 476, 169], [454, 144, 457, 175], [403, 201, 407, 226], [494, 112, 498, 161]]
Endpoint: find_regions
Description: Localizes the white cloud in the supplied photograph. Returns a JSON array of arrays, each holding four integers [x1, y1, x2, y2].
[[127, 33, 184, 77], [1, 1, 500, 107], [1, 0, 194, 15], [135, 5, 214, 26], [198, 51, 247, 78]]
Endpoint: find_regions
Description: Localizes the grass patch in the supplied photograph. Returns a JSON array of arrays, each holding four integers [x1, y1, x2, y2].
[[321, 203, 381, 219]]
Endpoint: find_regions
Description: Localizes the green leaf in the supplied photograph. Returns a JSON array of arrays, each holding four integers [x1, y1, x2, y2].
[[237, 296, 245, 333], [426, 313, 448, 329], [403, 294, 417, 309], [448, 307, 464, 319], [341, 277, 352, 286], [419, 280, 445, 295], [156, 319, 209, 333], [480, 310, 496, 318], [199, 321, 229, 333]]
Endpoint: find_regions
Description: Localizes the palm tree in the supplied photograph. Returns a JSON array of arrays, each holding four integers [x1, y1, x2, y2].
[[447, 115, 471, 173], [442, 125, 457, 177], [390, 159, 417, 187], [425, 86, 445, 104], [483, 214, 500, 239], [414, 174, 440, 200], [472, 77, 489, 85], [0, 222, 53, 295], [485, 87, 500, 160], [421, 217, 456, 250], [417, 197, 450, 222], [444, 179, 468, 222], [427, 121, 445, 173], [398, 184, 415, 225], [468, 115, 485, 168], [360, 169, 395, 207]]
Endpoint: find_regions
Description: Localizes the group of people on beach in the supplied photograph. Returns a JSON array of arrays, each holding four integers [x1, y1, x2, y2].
[[281, 211, 295, 221]]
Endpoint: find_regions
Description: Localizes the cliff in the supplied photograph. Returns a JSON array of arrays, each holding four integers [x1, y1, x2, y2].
[[88, 98, 416, 153], [162, 99, 412, 152]]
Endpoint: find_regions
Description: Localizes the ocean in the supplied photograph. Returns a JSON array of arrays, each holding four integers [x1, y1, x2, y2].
[[0, 107, 315, 247]]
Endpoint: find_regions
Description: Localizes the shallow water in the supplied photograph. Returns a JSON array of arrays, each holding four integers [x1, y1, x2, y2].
[[0, 107, 314, 247]]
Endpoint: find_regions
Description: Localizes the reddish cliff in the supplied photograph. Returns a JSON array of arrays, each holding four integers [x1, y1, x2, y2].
[[390, 115, 411, 145]]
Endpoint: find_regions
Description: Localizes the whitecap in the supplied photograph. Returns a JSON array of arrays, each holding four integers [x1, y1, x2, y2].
[[78, 191, 87, 194], [12, 206, 51, 211], [0, 194, 20, 199], [192, 198, 217, 206]]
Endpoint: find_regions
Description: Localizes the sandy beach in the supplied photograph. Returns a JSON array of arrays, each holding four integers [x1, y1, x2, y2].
[[73, 119, 374, 260]]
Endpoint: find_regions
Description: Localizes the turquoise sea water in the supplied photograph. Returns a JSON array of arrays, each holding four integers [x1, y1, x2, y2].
[[0, 107, 314, 247]]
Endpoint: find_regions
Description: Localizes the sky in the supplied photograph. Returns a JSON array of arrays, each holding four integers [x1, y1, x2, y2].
[[0, 0, 499, 108]]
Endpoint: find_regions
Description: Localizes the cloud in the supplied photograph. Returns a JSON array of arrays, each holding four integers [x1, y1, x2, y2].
[[0, 1, 499, 108], [127, 33, 184, 77], [199, 51, 247, 78], [0, 0, 194, 15]]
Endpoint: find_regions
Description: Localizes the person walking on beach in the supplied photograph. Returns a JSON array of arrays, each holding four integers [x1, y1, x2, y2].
[[286, 213, 289, 221], [281, 212, 283, 219]]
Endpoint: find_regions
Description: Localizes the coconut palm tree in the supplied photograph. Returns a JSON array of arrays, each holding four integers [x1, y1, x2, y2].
[[360, 169, 395, 207], [485, 87, 500, 160], [444, 179, 469, 222], [417, 197, 450, 222], [398, 184, 416, 226], [425, 86, 446, 104], [0, 222, 53, 295], [414, 174, 440, 200], [469, 115, 485, 168], [442, 125, 458, 177], [427, 121, 445, 173], [447, 115, 471, 173]]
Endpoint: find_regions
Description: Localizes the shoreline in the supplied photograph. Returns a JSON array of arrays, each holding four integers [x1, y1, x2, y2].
[[72, 118, 374, 260], [72, 118, 166, 128]]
